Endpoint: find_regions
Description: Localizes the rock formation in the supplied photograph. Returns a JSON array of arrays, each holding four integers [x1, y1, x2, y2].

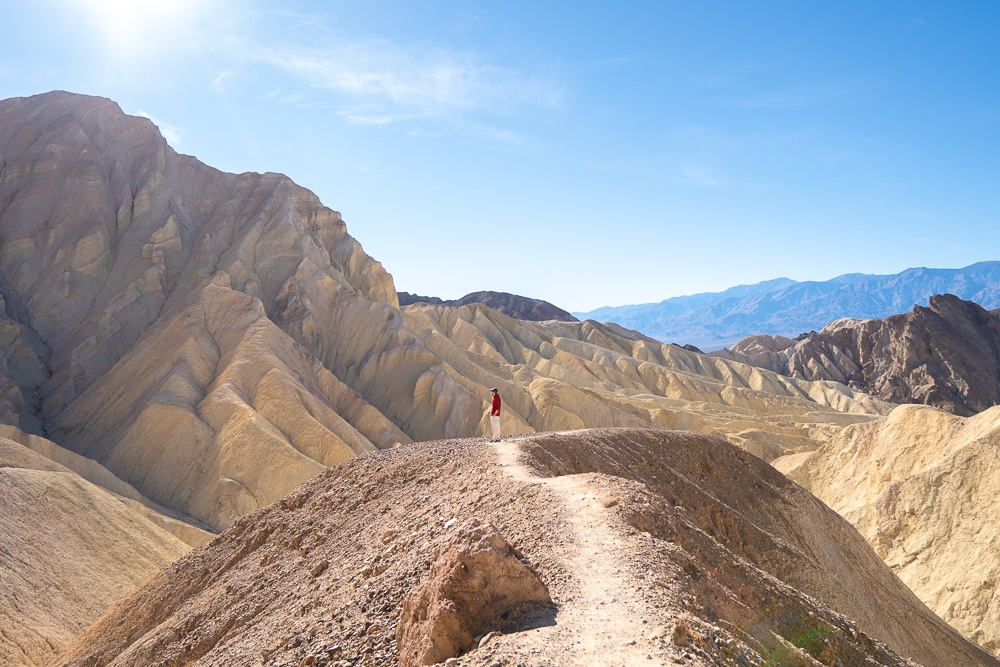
[[712, 294, 1000, 416], [9, 90, 975, 662], [775, 404, 1000, 656], [0, 90, 893, 538], [53, 429, 996, 667], [396, 519, 551, 666], [0, 426, 199, 667], [399, 290, 579, 322]]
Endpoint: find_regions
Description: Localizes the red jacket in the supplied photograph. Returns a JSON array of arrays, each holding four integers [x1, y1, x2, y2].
[[490, 393, 501, 416]]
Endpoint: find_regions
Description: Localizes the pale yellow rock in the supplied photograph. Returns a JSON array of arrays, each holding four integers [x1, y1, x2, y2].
[[775, 404, 1000, 654], [0, 437, 190, 667], [0, 425, 212, 547], [405, 303, 891, 447], [53, 284, 411, 530]]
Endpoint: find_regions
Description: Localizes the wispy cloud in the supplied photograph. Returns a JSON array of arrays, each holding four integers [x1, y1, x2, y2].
[[137, 111, 182, 146], [212, 70, 234, 92], [679, 164, 722, 186], [278, 92, 310, 105], [247, 38, 562, 121], [342, 112, 414, 127], [734, 82, 859, 109]]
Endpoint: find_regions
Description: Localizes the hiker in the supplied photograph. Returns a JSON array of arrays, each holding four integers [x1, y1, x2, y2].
[[488, 387, 501, 441]]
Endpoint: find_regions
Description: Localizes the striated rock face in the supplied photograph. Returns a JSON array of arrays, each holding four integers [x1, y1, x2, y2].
[[397, 519, 551, 666], [399, 290, 579, 322], [0, 91, 409, 531], [0, 426, 194, 667], [52, 429, 997, 667], [775, 404, 1000, 656], [712, 294, 1000, 416]]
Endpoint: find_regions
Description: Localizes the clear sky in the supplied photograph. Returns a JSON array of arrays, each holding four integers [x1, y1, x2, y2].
[[1, 1, 998, 312]]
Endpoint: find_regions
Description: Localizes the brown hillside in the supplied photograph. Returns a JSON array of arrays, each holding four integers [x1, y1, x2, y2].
[[55, 429, 994, 667], [398, 290, 579, 322], [712, 294, 1000, 416]]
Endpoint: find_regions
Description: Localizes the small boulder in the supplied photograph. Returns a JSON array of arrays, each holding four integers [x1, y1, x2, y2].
[[397, 519, 551, 667]]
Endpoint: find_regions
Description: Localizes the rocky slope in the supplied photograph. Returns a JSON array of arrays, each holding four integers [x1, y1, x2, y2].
[[0, 425, 202, 667], [576, 263, 1000, 350], [399, 290, 579, 322], [55, 429, 996, 667], [712, 294, 1000, 416], [775, 405, 1000, 656]]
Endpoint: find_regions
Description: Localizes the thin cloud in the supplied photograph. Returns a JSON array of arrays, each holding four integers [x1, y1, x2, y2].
[[735, 82, 859, 109], [679, 164, 722, 187], [212, 70, 234, 91], [278, 92, 310, 105], [136, 111, 182, 146], [250, 38, 562, 118], [342, 113, 414, 127]]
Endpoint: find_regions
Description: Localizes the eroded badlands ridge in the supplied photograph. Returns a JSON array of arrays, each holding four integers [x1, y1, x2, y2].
[[0, 91, 889, 534], [776, 404, 1000, 655], [55, 429, 996, 667]]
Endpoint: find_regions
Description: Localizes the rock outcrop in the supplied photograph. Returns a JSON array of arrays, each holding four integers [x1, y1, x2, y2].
[[775, 404, 1000, 655], [399, 290, 579, 322], [713, 294, 1000, 416], [396, 519, 551, 666], [53, 429, 996, 667]]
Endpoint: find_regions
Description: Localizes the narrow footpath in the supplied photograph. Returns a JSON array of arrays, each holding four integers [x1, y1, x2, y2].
[[493, 438, 680, 666]]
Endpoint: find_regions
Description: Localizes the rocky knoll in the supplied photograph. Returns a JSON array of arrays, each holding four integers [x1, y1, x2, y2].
[[712, 294, 1000, 416], [0, 425, 201, 667], [54, 429, 995, 667], [0, 91, 891, 536], [775, 404, 1000, 656], [398, 290, 579, 322]]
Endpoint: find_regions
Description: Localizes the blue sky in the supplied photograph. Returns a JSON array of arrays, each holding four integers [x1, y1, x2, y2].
[[1, 1, 998, 311]]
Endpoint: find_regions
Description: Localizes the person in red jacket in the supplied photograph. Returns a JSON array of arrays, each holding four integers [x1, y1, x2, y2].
[[488, 387, 501, 441]]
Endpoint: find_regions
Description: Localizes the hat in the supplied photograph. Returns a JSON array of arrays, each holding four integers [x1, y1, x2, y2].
[[490, 387, 498, 393]]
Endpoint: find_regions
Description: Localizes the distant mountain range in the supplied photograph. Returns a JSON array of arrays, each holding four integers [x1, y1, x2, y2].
[[574, 262, 1000, 350]]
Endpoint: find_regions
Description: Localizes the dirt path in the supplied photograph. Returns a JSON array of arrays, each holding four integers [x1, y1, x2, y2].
[[495, 439, 679, 666]]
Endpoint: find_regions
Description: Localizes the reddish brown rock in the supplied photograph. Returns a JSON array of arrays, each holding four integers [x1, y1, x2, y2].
[[397, 519, 551, 666], [713, 294, 1000, 416]]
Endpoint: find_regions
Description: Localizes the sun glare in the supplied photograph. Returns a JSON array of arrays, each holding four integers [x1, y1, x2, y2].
[[71, 0, 207, 59]]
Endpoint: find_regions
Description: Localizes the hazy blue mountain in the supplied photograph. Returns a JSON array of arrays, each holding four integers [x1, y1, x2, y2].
[[574, 262, 1000, 350]]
